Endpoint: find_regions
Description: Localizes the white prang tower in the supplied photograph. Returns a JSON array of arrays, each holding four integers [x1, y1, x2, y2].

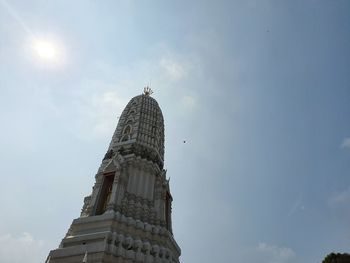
[[47, 88, 181, 263]]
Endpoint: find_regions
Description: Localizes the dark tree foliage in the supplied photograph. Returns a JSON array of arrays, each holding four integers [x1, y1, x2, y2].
[[322, 253, 350, 263], [323, 253, 336, 263]]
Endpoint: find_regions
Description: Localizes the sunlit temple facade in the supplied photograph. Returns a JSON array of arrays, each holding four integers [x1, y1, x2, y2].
[[47, 88, 181, 263]]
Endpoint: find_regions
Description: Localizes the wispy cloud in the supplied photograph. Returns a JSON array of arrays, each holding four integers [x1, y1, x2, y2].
[[160, 56, 186, 81], [75, 90, 127, 140], [159, 52, 193, 82], [181, 95, 196, 110], [328, 187, 350, 206], [327, 187, 350, 222], [287, 194, 305, 216], [257, 242, 295, 263], [0, 233, 47, 263], [341, 137, 350, 149], [59, 44, 201, 141], [0, 0, 33, 35]]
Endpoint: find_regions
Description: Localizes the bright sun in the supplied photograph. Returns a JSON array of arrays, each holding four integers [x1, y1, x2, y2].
[[29, 36, 67, 68], [34, 40, 57, 60]]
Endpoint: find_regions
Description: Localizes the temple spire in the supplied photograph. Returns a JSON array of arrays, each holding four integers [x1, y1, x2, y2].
[[46, 92, 181, 263]]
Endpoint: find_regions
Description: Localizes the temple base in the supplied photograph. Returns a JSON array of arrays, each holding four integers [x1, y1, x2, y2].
[[48, 211, 180, 263]]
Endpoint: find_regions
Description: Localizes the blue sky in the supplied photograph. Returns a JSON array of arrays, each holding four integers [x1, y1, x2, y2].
[[1, 0, 350, 262]]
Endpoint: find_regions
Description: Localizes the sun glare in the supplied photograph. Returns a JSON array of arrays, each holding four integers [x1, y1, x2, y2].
[[34, 40, 56, 60], [29, 36, 67, 68]]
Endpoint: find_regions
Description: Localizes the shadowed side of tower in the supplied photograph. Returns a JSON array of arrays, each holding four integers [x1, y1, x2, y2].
[[47, 91, 181, 263]]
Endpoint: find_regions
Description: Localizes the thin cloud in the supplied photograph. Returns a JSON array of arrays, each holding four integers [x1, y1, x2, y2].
[[75, 91, 127, 140], [257, 242, 295, 263], [287, 194, 305, 216], [328, 187, 350, 206], [0, 233, 47, 263], [327, 187, 350, 221], [341, 137, 350, 149], [159, 55, 189, 81], [181, 95, 196, 110], [0, 0, 33, 35]]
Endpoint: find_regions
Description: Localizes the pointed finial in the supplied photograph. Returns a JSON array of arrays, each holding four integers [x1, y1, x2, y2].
[[143, 86, 153, 96], [82, 250, 88, 263]]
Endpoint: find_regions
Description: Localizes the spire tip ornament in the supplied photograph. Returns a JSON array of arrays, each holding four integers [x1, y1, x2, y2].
[[143, 86, 153, 96]]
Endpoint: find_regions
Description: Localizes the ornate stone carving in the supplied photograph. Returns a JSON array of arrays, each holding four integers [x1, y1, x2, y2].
[[103, 149, 114, 160], [47, 93, 180, 263], [80, 195, 91, 217]]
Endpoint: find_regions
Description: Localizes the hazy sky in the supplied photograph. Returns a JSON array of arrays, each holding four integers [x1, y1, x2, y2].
[[1, 1, 350, 262]]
